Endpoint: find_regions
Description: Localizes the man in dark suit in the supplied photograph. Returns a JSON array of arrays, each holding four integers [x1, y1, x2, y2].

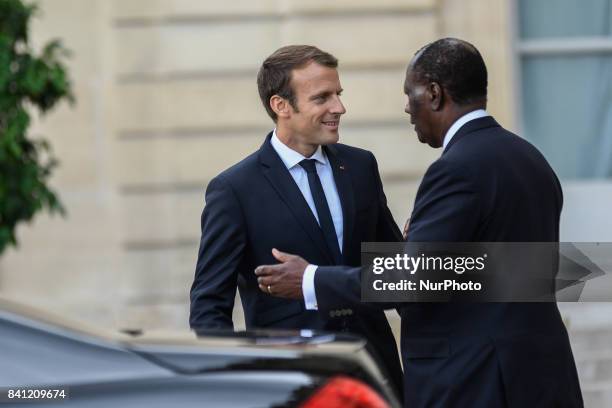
[[189, 45, 403, 397], [255, 38, 583, 407]]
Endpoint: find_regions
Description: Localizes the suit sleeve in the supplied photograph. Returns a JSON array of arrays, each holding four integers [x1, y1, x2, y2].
[[314, 265, 368, 312], [189, 175, 246, 330], [407, 159, 480, 242], [369, 152, 403, 242], [315, 158, 480, 313]]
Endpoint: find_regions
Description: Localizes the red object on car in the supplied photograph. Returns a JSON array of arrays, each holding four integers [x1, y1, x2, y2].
[[300, 376, 390, 408]]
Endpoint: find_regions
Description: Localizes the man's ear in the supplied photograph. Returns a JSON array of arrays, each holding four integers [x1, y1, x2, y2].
[[270, 95, 290, 119], [429, 82, 443, 111]]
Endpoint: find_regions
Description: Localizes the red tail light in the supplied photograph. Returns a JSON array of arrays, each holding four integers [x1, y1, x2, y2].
[[300, 376, 390, 408]]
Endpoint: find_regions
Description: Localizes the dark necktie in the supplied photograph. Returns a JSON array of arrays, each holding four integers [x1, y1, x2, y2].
[[299, 159, 342, 264]]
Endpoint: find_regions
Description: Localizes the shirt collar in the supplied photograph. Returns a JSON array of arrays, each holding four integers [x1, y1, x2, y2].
[[442, 109, 490, 150], [271, 129, 327, 169]]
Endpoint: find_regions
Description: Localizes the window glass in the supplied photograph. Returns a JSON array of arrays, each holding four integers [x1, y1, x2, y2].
[[521, 55, 612, 179], [519, 0, 612, 39]]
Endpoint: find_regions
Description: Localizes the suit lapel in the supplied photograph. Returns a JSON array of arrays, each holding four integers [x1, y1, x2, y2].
[[325, 145, 355, 260], [258, 133, 334, 264]]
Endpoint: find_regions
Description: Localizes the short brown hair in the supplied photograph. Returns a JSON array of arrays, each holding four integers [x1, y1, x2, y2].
[[257, 45, 338, 121]]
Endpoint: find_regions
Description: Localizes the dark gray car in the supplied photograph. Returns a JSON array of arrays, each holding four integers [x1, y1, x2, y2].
[[0, 298, 401, 407]]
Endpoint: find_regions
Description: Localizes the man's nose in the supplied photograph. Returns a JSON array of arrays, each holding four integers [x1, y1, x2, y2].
[[331, 96, 346, 115], [404, 97, 411, 114]]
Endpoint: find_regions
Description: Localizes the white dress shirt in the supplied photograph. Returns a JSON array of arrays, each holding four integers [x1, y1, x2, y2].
[[302, 109, 490, 310], [270, 130, 344, 309]]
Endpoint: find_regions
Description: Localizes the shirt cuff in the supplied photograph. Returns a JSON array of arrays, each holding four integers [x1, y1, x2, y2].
[[302, 264, 319, 310]]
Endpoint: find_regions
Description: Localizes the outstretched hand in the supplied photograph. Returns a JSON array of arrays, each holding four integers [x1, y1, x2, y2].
[[255, 248, 308, 299]]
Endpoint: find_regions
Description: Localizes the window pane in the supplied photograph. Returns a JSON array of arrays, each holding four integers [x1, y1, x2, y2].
[[519, 0, 612, 39], [521, 55, 612, 179]]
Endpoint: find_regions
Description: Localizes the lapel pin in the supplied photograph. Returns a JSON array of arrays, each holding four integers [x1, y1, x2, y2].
[[339, 165, 345, 170]]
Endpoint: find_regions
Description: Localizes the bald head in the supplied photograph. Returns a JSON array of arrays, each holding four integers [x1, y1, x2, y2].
[[409, 38, 488, 106]]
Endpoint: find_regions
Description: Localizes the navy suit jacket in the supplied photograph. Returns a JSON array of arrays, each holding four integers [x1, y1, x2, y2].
[[315, 117, 583, 407], [190, 132, 404, 396]]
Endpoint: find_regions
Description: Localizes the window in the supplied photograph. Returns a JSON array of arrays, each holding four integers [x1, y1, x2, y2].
[[516, 0, 612, 179]]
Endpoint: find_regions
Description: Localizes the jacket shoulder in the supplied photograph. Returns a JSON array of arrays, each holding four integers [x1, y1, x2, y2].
[[212, 150, 261, 184]]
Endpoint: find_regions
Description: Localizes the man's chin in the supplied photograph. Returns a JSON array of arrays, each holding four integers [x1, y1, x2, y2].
[[321, 131, 340, 145], [417, 133, 441, 148]]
